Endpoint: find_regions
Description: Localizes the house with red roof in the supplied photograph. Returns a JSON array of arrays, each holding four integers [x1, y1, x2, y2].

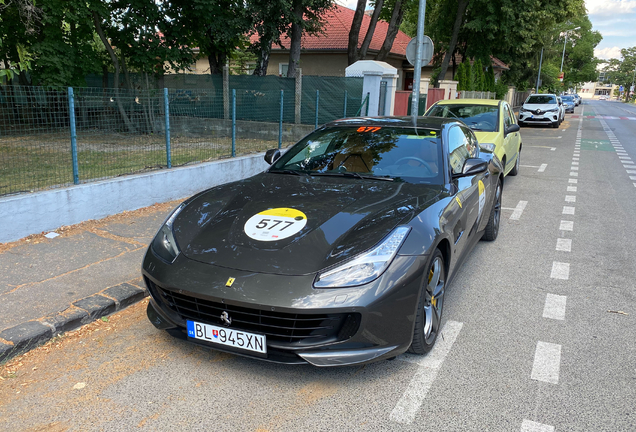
[[186, 5, 509, 91]]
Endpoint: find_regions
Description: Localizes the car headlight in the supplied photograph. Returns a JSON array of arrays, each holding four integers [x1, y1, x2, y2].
[[519, 108, 528, 113], [151, 204, 185, 263], [479, 143, 496, 153], [314, 226, 411, 288]]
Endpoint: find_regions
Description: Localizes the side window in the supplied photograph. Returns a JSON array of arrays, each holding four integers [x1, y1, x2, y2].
[[460, 126, 479, 158], [448, 126, 470, 175], [503, 103, 513, 128], [505, 104, 516, 125]]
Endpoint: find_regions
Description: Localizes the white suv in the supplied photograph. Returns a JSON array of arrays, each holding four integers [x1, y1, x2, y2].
[[518, 94, 561, 128]]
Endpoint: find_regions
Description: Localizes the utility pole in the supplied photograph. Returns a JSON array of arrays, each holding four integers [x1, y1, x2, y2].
[[411, 0, 427, 119], [536, 48, 544, 92]]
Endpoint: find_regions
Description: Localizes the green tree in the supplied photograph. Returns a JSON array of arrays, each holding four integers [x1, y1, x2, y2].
[[249, 0, 292, 75], [287, 0, 334, 77], [603, 47, 636, 99]]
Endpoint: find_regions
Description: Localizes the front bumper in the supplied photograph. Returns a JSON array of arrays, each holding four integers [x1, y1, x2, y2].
[[142, 248, 428, 366], [518, 112, 559, 124]]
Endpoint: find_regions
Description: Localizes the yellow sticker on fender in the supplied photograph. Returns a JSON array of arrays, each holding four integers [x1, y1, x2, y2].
[[244, 208, 307, 242], [478, 180, 486, 218], [455, 196, 462, 208]]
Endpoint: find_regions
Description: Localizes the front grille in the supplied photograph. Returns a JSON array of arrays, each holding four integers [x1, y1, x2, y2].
[[153, 284, 360, 345]]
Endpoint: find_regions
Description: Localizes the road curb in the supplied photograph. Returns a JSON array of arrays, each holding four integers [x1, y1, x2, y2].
[[0, 281, 147, 364]]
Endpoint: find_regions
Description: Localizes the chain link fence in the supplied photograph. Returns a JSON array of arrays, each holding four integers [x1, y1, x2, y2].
[[0, 75, 364, 197]]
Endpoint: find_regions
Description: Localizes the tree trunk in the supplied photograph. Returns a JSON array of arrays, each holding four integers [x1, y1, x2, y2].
[[253, 39, 272, 76], [287, 0, 303, 78], [347, 0, 367, 65], [375, 0, 405, 61], [359, 0, 384, 59], [120, 54, 132, 90], [92, 11, 137, 133], [436, 0, 470, 87]]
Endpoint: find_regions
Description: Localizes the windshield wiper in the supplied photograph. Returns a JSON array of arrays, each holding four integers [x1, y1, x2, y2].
[[310, 172, 394, 181], [270, 169, 308, 176]]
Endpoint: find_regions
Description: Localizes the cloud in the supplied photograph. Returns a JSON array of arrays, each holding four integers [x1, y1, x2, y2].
[[594, 46, 623, 59], [586, 0, 636, 16], [335, 0, 359, 10]]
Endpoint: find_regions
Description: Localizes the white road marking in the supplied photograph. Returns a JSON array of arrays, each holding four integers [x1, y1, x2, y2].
[[563, 206, 575, 215], [627, 170, 636, 174], [572, 157, 579, 161], [570, 172, 578, 177], [551, 261, 570, 280], [391, 321, 463, 424], [572, 161, 579, 165], [531, 341, 562, 384], [551, 148, 556, 151], [568, 178, 578, 184], [556, 238, 572, 252], [630, 176, 636, 181], [521, 165, 540, 168], [619, 156, 632, 160], [543, 294, 567, 320], [538, 164, 547, 172], [560, 220, 574, 231], [571, 166, 579, 171], [565, 195, 576, 203], [567, 186, 577, 192], [510, 201, 528, 220]]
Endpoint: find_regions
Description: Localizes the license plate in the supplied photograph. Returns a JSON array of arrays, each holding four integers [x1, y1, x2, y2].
[[187, 320, 267, 354]]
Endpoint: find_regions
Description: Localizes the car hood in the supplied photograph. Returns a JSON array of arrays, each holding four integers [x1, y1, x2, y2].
[[473, 131, 500, 144], [172, 173, 443, 275], [523, 103, 558, 111]]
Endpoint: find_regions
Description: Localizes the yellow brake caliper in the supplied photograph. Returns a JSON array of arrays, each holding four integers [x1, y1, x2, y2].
[[429, 268, 437, 308]]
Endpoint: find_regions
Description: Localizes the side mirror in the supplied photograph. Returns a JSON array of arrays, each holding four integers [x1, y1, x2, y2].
[[264, 149, 281, 165], [453, 158, 488, 178], [505, 124, 520, 136]]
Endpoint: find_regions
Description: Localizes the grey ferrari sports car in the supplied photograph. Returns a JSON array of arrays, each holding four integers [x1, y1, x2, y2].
[[143, 117, 503, 366]]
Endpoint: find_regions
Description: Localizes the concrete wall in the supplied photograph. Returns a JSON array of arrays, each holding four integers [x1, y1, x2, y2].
[[0, 153, 272, 244]]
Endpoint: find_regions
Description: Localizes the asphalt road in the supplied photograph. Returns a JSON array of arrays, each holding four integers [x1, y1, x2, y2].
[[1, 100, 635, 432]]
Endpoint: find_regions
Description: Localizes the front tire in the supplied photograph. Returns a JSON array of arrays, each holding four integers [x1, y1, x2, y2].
[[552, 121, 559, 129], [482, 180, 502, 241], [409, 250, 445, 355], [509, 149, 520, 176]]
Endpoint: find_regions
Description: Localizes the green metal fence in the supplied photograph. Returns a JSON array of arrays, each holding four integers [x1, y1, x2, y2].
[[0, 77, 363, 196]]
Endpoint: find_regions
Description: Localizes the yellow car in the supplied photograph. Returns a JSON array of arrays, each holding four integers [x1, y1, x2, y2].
[[425, 99, 522, 176]]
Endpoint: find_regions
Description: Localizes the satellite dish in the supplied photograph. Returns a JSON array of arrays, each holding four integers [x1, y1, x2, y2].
[[406, 36, 434, 67]]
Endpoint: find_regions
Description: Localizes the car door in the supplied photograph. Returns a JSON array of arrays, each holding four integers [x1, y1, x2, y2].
[[502, 102, 520, 171], [446, 125, 484, 258]]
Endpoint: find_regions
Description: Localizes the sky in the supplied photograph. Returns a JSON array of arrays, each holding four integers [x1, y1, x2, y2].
[[336, 0, 635, 62], [586, 0, 636, 60]]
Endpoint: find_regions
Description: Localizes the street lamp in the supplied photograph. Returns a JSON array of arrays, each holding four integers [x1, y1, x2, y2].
[[560, 27, 581, 74]]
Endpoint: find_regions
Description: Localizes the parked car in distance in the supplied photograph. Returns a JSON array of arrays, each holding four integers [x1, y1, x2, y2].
[[573, 94, 582, 105], [425, 99, 522, 176], [599, 95, 608, 100], [556, 97, 565, 124], [142, 117, 504, 366], [561, 95, 576, 113], [518, 94, 562, 128]]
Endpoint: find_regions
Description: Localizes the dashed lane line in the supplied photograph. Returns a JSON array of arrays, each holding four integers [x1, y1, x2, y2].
[[560, 220, 574, 231], [550, 261, 570, 280], [391, 321, 463, 424], [521, 419, 555, 432], [509, 201, 528, 220], [562, 206, 575, 215], [543, 294, 567, 320], [568, 179, 578, 184], [538, 164, 548, 173], [556, 238, 572, 252], [531, 341, 562, 384], [567, 186, 577, 192], [565, 195, 576, 203]]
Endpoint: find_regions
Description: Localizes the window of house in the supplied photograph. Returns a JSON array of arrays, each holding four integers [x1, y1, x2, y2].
[[279, 63, 289, 77]]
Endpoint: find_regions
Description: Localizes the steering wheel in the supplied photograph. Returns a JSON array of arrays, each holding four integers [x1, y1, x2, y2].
[[395, 157, 433, 175]]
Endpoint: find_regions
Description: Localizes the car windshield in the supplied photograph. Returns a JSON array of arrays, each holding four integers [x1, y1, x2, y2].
[[526, 95, 556, 104], [270, 126, 444, 184], [426, 104, 498, 132], [561, 96, 574, 102]]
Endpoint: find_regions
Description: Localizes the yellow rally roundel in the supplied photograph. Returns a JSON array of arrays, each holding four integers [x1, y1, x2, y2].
[[244, 208, 307, 242], [478, 180, 486, 218]]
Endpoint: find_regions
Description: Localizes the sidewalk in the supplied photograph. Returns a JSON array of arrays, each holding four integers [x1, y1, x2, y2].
[[0, 200, 181, 362]]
